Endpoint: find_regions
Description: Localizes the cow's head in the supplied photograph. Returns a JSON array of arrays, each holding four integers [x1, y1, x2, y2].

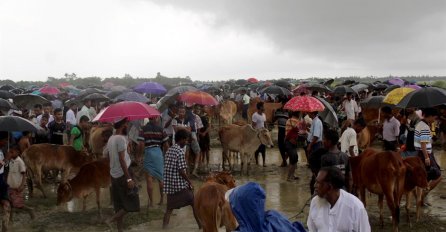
[[214, 171, 236, 189], [56, 181, 73, 205], [257, 128, 274, 148], [404, 157, 428, 189]]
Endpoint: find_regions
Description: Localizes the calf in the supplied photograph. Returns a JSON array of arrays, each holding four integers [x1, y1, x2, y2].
[[23, 144, 93, 198], [402, 157, 428, 226], [89, 125, 113, 158], [195, 171, 237, 232], [350, 149, 406, 232], [57, 158, 110, 218]]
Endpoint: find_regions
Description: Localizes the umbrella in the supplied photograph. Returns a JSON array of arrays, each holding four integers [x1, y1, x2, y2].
[[388, 78, 405, 87], [306, 83, 332, 93], [333, 86, 356, 95], [351, 83, 369, 93], [106, 90, 125, 99], [284, 96, 325, 112], [82, 93, 110, 102], [115, 92, 149, 103], [405, 84, 421, 90], [247, 77, 258, 84], [292, 84, 310, 96], [10, 89, 24, 95], [396, 87, 446, 108], [111, 85, 128, 92], [39, 86, 60, 95], [178, 91, 219, 106], [134, 82, 167, 95], [383, 85, 400, 94], [93, 101, 160, 122], [166, 86, 198, 96], [0, 116, 40, 132], [79, 88, 105, 97], [260, 85, 292, 96], [383, 87, 415, 105], [0, 99, 18, 111], [13, 94, 50, 109], [156, 86, 198, 112], [372, 83, 389, 90], [274, 80, 291, 89], [360, 96, 386, 109], [315, 97, 338, 128], [0, 90, 15, 99], [323, 79, 334, 86], [0, 85, 15, 91]]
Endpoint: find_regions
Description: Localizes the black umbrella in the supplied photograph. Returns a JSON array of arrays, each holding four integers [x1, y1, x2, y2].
[[78, 88, 105, 98], [0, 85, 15, 91], [383, 85, 400, 94], [360, 96, 385, 109], [82, 93, 110, 102], [13, 94, 50, 109], [115, 92, 149, 103], [0, 116, 40, 132], [0, 99, 18, 111], [235, 79, 248, 86], [333, 86, 356, 95], [274, 80, 291, 89], [260, 85, 292, 96], [396, 87, 446, 108], [372, 83, 389, 90], [323, 79, 334, 86], [106, 91, 124, 99], [306, 83, 332, 93], [156, 86, 198, 112], [351, 83, 369, 93], [9, 88, 24, 95], [316, 97, 338, 128], [0, 90, 15, 99]]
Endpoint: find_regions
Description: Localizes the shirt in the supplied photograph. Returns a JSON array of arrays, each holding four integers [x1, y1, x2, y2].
[[251, 112, 266, 129], [163, 144, 188, 195], [48, 121, 66, 145], [105, 135, 131, 178], [76, 106, 90, 124], [340, 127, 358, 156], [308, 116, 323, 142], [321, 151, 350, 177], [414, 120, 432, 154], [162, 111, 174, 136], [138, 123, 168, 147], [70, 126, 84, 151], [307, 189, 371, 232], [66, 109, 77, 126], [383, 116, 400, 142], [37, 114, 54, 126], [7, 156, 26, 189], [343, 99, 359, 120], [242, 94, 250, 105], [0, 150, 5, 174]]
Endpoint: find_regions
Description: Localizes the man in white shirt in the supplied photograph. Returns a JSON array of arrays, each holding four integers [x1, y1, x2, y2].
[[342, 93, 359, 123], [308, 167, 371, 232], [241, 90, 250, 120], [36, 103, 54, 126], [76, 100, 91, 124], [66, 103, 77, 127], [252, 102, 267, 166], [340, 118, 366, 157]]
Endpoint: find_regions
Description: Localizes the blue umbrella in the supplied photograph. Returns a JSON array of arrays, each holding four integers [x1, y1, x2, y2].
[[115, 92, 149, 103], [134, 82, 167, 95]]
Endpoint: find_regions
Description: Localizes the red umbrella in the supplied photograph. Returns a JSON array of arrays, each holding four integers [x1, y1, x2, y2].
[[39, 85, 60, 95], [92, 101, 160, 122], [247, 77, 259, 83], [178, 91, 219, 106], [284, 96, 325, 112]]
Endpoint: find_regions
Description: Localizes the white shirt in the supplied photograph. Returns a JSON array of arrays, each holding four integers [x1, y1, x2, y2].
[[308, 189, 371, 232], [251, 112, 266, 129], [340, 127, 358, 156], [343, 99, 358, 120], [36, 114, 54, 126], [66, 109, 77, 126], [7, 156, 26, 189], [76, 106, 90, 124], [242, 94, 250, 105]]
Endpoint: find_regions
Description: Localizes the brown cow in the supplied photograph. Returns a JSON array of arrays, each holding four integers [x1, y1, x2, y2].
[[89, 125, 113, 158], [350, 149, 406, 232], [23, 144, 93, 198], [219, 124, 274, 175], [195, 171, 237, 232], [402, 157, 428, 226], [57, 158, 110, 218], [219, 100, 237, 125], [247, 98, 282, 127]]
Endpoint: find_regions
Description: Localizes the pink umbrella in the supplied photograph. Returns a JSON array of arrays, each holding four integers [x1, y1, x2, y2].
[[292, 84, 310, 96], [405, 84, 421, 90], [178, 91, 218, 106], [247, 77, 258, 83], [39, 85, 60, 95], [93, 101, 160, 122], [284, 95, 325, 112]]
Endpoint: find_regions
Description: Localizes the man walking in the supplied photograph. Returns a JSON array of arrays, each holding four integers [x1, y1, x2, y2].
[[252, 102, 267, 166], [381, 106, 400, 151]]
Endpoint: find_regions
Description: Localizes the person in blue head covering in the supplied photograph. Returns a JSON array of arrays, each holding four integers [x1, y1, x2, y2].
[[228, 182, 306, 232]]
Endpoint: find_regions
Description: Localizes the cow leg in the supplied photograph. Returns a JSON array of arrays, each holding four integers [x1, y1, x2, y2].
[[221, 149, 227, 171], [384, 190, 399, 232], [378, 194, 384, 228], [83, 195, 88, 212], [360, 187, 366, 208], [415, 187, 423, 222], [405, 192, 412, 227], [35, 167, 46, 198], [222, 201, 237, 232], [95, 188, 102, 219]]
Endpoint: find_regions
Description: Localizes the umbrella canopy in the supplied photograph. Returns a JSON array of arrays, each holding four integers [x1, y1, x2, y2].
[[82, 93, 110, 102], [360, 96, 386, 109], [284, 96, 325, 112], [0, 90, 15, 99], [323, 79, 334, 86], [396, 87, 446, 108], [351, 83, 369, 93], [156, 86, 198, 112], [316, 97, 338, 128], [115, 92, 149, 103], [292, 84, 310, 96], [260, 85, 292, 96], [13, 94, 51, 109], [405, 84, 421, 90], [0, 99, 18, 111], [134, 82, 167, 95], [166, 86, 198, 96], [388, 78, 405, 86], [274, 80, 291, 89], [93, 101, 160, 122], [10, 89, 24, 95], [247, 77, 258, 83], [383, 87, 415, 105], [306, 83, 332, 93], [79, 88, 105, 97], [333, 86, 356, 96], [383, 85, 400, 94], [0, 85, 15, 91], [106, 90, 125, 99], [373, 83, 389, 90], [178, 91, 219, 106], [39, 86, 60, 95], [0, 116, 40, 132]]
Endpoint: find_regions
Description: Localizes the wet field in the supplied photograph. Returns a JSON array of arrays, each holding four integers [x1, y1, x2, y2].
[[9, 140, 446, 231]]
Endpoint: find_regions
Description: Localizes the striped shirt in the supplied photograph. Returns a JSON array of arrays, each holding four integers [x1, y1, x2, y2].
[[414, 120, 432, 154], [138, 123, 168, 147]]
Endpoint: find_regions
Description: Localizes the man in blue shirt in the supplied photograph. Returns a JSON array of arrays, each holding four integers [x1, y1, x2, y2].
[[307, 111, 323, 156]]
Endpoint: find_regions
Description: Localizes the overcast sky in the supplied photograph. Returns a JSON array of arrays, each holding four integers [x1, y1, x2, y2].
[[1, 0, 445, 82]]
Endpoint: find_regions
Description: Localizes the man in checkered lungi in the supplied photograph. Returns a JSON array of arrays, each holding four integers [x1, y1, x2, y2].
[[162, 129, 200, 229]]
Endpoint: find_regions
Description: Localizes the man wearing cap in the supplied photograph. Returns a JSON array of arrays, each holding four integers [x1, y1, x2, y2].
[[104, 118, 140, 231]]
